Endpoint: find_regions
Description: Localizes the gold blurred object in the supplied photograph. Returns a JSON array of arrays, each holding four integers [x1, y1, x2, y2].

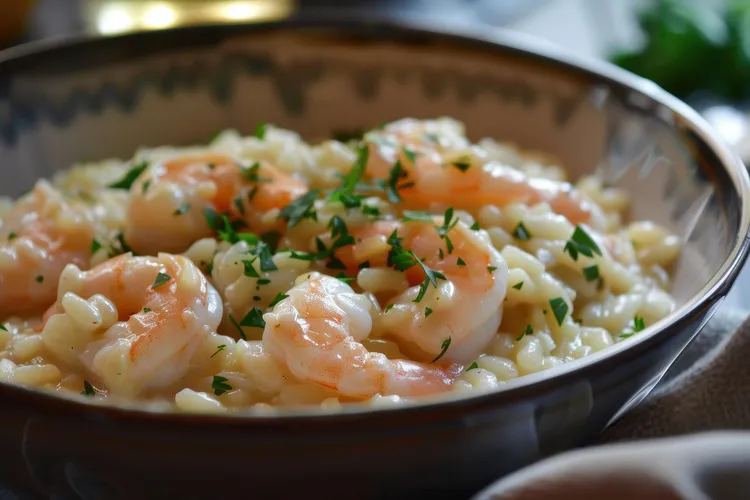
[[84, 0, 296, 35], [0, 0, 36, 45]]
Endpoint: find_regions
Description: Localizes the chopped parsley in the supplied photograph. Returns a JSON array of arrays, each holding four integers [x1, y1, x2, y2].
[[7, 232, 17, 241], [279, 190, 320, 228], [212, 375, 232, 396], [487, 266, 498, 273], [425, 307, 433, 318], [470, 221, 480, 231], [143, 307, 151, 313], [512, 222, 531, 241], [431, 336, 451, 363], [260, 231, 282, 252], [35, 275, 44, 284], [549, 297, 568, 326], [256, 278, 271, 286], [436, 208, 459, 253], [242, 258, 260, 278], [240, 161, 271, 184], [413, 253, 447, 303], [268, 292, 288, 308], [512, 281, 524, 290], [401, 147, 418, 164], [240, 307, 266, 329], [253, 122, 267, 140], [173, 203, 190, 216], [152, 272, 171, 289], [252, 241, 278, 272], [202, 206, 219, 230], [450, 156, 472, 172], [380, 159, 411, 203], [387, 230, 417, 271], [81, 380, 96, 397], [91, 238, 102, 255], [0, 324, 6, 331], [402, 210, 434, 223], [583, 265, 600, 282], [233, 195, 245, 215], [465, 361, 479, 371], [362, 205, 381, 217], [563, 226, 603, 261], [358, 260, 371, 269], [142, 180, 151, 193], [516, 324, 533, 342], [228, 313, 247, 340], [329, 145, 368, 208], [210, 344, 227, 358], [619, 332, 634, 339], [633, 315, 646, 332], [335, 273, 355, 284], [423, 133, 440, 144], [288, 250, 316, 261], [456, 257, 467, 266], [108, 161, 149, 190], [384, 304, 394, 313]]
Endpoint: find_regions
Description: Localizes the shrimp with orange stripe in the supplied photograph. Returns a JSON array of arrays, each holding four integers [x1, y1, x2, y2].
[[40, 252, 222, 397], [124, 153, 308, 255], [364, 118, 604, 227]]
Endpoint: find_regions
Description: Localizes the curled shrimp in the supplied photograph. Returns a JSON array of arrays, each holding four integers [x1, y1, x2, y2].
[[125, 153, 308, 254], [334, 218, 508, 364], [41, 253, 222, 397], [0, 181, 97, 319], [263, 272, 460, 400], [365, 119, 603, 227]]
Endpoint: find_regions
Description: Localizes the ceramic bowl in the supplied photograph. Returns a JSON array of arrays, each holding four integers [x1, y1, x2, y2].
[[0, 19, 748, 500]]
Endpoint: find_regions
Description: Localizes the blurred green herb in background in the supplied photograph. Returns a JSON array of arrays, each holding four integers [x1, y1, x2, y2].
[[611, 0, 750, 102]]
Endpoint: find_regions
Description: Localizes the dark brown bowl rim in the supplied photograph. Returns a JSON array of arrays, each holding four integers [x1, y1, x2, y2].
[[0, 17, 748, 427]]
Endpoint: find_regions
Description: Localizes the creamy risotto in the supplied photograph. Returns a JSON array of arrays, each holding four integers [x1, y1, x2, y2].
[[0, 118, 679, 413]]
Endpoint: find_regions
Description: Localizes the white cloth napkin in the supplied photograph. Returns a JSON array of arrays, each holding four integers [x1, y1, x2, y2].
[[474, 308, 750, 500]]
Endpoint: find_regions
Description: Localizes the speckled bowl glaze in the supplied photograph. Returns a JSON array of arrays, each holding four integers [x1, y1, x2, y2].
[[0, 19, 748, 500]]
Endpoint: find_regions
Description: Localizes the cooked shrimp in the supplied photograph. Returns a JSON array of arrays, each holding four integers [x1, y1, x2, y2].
[[334, 218, 508, 364], [365, 119, 603, 226], [41, 253, 222, 397], [125, 153, 308, 254], [0, 181, 96, 319], [263, 272, 460, 400]]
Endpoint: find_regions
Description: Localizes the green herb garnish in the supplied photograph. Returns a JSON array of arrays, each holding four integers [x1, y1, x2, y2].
[[241, 307, 266, 329], [279, 190, 320, 228], [564, 226, 603, 261], [425, 307, 433, 318], [152, 272, 171, 289], [412, 253, 447, 303], [242, 258, 260, 278], [513, 222, 531, 241], [583, 265, 600, 282], [512, 281, 524, 290], [35, 275, 44, 284], [7, 232, 17, 241], [549, 297, 568, 326], [431, 336, 451, 363], [403, 211, 434, 223], [108, 161, 149, 190], [470, 221, 480, 231], [253, 122, 267, 140], [450, 156, 471, 172], [633, 315, 646, 332], [268, 292, 288, 308], [465, 361, 479, 371], [173, 203, 190, 216], [212, 375, 232, 396], [384, 304, 394, 313], [81, 380, 96, 397], [457, 257, 467, 266], [91, 238, 102, 255], [210, 345, 227, 358], [516, 324, 533, 342]]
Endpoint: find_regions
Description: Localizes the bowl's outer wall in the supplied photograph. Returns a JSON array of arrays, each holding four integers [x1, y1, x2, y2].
[[0, 22, 746, 499]]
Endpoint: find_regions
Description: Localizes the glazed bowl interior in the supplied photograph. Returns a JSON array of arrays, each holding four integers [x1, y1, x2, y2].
[[0, 19, 748, 416]]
